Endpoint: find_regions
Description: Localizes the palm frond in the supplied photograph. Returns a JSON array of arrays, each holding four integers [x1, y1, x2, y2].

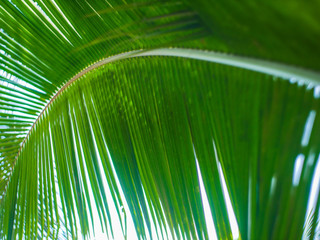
[[0, 0, 320, 239]]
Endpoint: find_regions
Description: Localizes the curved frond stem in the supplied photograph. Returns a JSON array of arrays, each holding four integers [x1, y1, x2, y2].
[[3, 47, 320, 202]]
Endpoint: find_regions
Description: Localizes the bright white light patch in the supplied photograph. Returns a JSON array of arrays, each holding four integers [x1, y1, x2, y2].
[[217, 163, 240, 240], [301, 111, 316, 147], [303, 154, 320, 240], [314, 86, 320, 99], [193, 147, 218, 240], [292, 154, 305, 186], [213, 140, 240, 240], [307, 152, 316, 167], [269, 176, 277, 197]]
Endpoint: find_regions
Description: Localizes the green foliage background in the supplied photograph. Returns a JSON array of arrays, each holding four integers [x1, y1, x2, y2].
[[0, 0, 320, 239]]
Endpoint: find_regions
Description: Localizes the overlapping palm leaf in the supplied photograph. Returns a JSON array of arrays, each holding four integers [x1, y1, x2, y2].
[[0, 0, 320, 239]]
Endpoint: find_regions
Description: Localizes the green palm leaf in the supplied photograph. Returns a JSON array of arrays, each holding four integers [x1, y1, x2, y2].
[[0, 0, 320, 239]]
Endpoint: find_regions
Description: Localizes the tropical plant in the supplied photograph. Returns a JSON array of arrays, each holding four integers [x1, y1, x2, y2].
[[0, 0, 320, 239]]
